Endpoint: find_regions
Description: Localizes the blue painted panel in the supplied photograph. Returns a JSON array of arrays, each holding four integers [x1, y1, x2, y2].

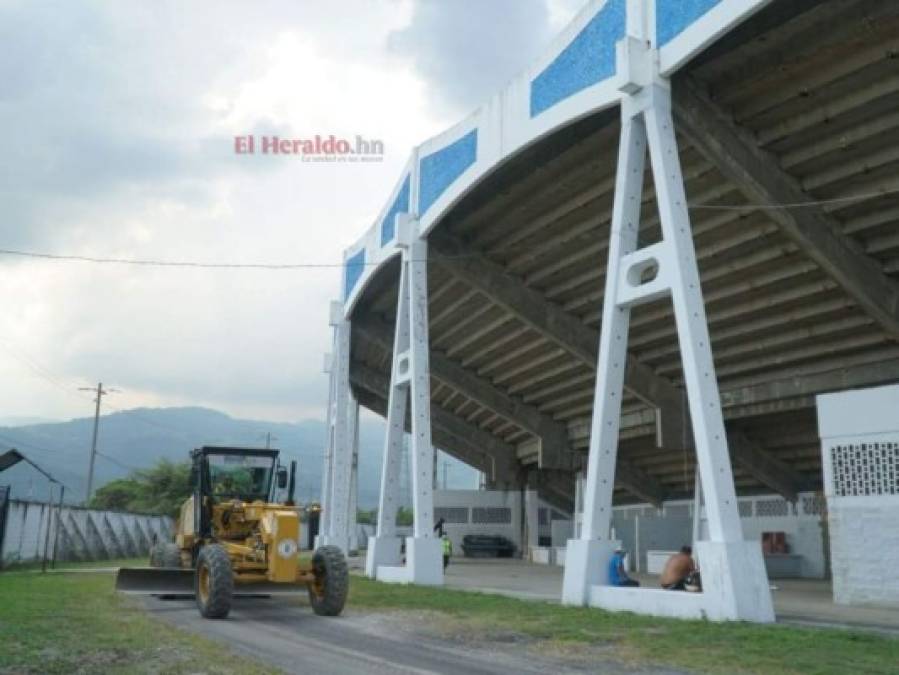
[[529, 0, 625, 118], [344, 248, 366, 301], [380, 175, 411, 247], [656, 0, 722, 46], [418, 130, 478, 215]]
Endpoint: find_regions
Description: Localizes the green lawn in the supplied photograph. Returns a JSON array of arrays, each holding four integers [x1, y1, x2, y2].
[[3, 560, 897, 675], [349, 575, 899, 675], [0, 561, 276, 675], [2, 556, 148, 572]]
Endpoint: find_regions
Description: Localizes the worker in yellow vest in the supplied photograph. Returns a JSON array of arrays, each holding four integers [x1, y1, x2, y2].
[[442, 534, 452, 569]]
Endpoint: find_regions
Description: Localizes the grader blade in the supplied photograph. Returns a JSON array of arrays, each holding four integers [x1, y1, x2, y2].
[[115, 567, 194, 595]]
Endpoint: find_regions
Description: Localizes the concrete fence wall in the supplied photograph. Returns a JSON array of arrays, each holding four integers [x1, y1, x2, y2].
[[573, 490, 828, 579], [0, 498, 174, 567]]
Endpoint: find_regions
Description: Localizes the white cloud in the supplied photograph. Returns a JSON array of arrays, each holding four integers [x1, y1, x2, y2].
[[0, 0, 578, 424]]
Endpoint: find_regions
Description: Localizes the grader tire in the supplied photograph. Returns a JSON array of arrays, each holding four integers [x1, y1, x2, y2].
[[195, 544, 233, 619], [309, 545, 348, 617], [160, 543, 182, 568]]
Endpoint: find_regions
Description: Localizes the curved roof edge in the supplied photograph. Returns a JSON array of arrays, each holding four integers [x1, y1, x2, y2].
[[340, 0, 772, 316]]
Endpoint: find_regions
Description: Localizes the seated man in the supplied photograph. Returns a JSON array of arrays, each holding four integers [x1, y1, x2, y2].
[[660, 545, 696, 591], [608, 548, 639, 587]]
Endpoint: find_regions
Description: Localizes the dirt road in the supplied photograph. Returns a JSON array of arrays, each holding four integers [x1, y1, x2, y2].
[[141, 594, 680, 675]]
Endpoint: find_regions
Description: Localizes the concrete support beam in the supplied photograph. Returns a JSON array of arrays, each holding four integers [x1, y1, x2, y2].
[[614, 460, 666, 508], [728, 431, 807, 503], [356, 314, 663, 501], [353, 388, 505, 484], [720, 357, 899, 410], [355, 314, 575, 469], [429, 232, 687, 449], [350, 362, 519, 483], [672, 75, 899, 337], [534, 470, 576, 514]]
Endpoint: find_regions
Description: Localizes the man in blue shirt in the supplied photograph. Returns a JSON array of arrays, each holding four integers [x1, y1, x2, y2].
[[608, 547, 640, 587]]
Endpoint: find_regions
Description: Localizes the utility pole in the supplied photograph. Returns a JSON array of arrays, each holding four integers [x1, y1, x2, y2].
[[260, 432, 278, 449], [79, 382, 116, 503]]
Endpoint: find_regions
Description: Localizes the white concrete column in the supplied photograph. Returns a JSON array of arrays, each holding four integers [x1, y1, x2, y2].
[[347, 394, 360, 552], [562, 110, 643, 606], [562, 44, 772, 620], [405, 235, 443, 584], [315, 350, 335, 549], [368, 215, 442, 585], [326, 307, 353, 554], [525, 489, 539, 556], [366, 246, 411, 577]]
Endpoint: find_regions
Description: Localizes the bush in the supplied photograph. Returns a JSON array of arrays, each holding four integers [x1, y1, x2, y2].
[[89, 459, 190, 517]]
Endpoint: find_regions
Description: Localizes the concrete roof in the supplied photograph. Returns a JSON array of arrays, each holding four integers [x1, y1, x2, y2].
[[345, 0, 899, 509]]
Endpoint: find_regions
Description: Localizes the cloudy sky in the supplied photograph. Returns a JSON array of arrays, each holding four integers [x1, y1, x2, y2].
[[0, 0, 584, 424]]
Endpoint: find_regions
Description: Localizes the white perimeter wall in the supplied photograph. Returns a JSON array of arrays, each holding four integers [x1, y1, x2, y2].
[[818, 384, 899, 607], [433, 489, 571, 556], [575, 488, 828, 579], [1, 499, 174, 566]]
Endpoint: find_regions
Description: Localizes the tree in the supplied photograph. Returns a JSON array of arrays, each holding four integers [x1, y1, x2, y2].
[[89, 459, 190, 517], [89, 478, 142, 512]]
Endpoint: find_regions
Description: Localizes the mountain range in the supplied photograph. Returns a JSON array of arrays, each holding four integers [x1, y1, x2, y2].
[[0, 407, 475, 509]]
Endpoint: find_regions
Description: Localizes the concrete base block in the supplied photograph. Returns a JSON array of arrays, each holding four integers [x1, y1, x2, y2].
[[561, 539, 618, 606], [376, 537, 444, 586], [376, 565, 409, 583], [580, 541, 773, 623], [530, 547, 552, 565], [590, 586, 708, 619], [406, 537, 444, 586], [365, 535, 402, 578], [555, 546, 567, 567], [696, 540, 775, 623]]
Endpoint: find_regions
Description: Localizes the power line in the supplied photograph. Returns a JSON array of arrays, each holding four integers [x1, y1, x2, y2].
[[0, 186, 896, 270], [0, 432, 64, 457], [94, 450, 140, 473], [0, 249, 344, 269], [0, 339, 96, 404], [0, 338, 189, 435]]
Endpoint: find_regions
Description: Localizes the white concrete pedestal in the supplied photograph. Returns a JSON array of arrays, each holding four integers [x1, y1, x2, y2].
[[365, 535, 401, 578], [564, 538, 772, 622], [696, 540, 774, 622], [376, 537, 444, 586], [561, 539, 618, 605], [406, 537, 444, 585]]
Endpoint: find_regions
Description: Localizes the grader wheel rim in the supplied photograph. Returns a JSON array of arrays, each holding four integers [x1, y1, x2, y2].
[[198, 564, 210, 604], [311, 562, 326, 599]]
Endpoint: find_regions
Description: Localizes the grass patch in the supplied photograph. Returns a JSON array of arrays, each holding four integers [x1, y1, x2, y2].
[[2, 557, 147, 572], [0, 567, 277, 674], [349, 575, 899, 675]]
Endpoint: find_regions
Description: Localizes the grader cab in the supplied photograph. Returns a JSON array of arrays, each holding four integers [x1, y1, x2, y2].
[[116, 446, 347, 619]]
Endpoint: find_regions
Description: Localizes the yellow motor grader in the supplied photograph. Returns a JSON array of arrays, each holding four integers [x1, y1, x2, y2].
[[116, 446, 347, 619]]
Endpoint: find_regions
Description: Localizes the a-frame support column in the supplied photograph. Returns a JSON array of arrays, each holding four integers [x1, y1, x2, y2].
[[562, 46, 772, 621], [315, 349, 335, 549], [347, 394, 360, 552], [366, 215, 443, 585], [319, 301, 354, 554]]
